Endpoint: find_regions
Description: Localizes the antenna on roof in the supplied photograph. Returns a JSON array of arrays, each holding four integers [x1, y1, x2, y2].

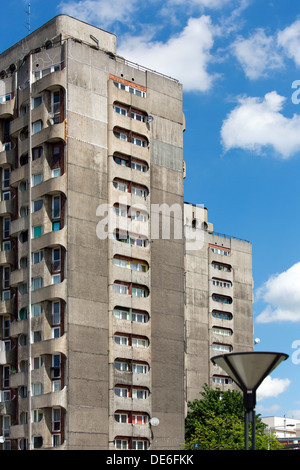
[[25, 1, 31, 34]]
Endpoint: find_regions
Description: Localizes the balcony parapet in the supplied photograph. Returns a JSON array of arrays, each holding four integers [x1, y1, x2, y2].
[[31, 385, 67, 410], [0, 97, 15, 118], [0, 147, 16, 168]]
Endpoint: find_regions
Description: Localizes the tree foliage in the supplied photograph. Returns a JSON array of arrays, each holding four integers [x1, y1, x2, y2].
[[184, 384, 282, 450]]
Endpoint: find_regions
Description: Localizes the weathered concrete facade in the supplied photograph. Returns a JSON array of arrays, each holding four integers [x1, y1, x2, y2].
[[0, 15, 253, 451], [184, 203, 253, 405], [0, 15, 185, 450]]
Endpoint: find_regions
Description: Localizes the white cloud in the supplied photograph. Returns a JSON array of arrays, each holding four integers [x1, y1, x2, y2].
[[231, 29, 283, 79], [256, 403, 281, 415], [118, 16, 217, 92], [286, 409, 300, 420], [221, 91, 300, 158], [58, 0, 138, 28], [277, 19, 300, 67], [256, 262, 300, 323], [257, 375, 291, 401], [167, 0, 232, 8]]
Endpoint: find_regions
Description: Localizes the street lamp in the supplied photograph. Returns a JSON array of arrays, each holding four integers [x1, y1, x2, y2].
[[211, 351, 289, 450]]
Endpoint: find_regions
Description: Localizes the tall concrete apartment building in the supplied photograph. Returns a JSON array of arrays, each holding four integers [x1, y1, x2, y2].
[[0, 15, 253, 450]]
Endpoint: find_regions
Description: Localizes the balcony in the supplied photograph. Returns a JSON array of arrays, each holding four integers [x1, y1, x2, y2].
[[0, 197, 16, 217], [0, 298, 15, 316], [31, 386, 67, 410], [0, 343, 16, 365], [0, 97, 15, 118], [32, 68, 66, 94], [0, 146, 16, 168], [0, 248, 15, 266]]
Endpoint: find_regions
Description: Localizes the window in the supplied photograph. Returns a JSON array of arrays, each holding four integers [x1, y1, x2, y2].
[[52, 168, 61, 178], [132, 286, 148, 297], [132, 440, 148, 450], [113, 308, 130, 320], [19, 307, 28, 320], [32, 409, 43, 422], [131, 136, 148, 147], [113, 257, 148, 272], [113, 180, 128, 192], [33, 357, 43, 369], [132, 337, 149, 348], [52, 408, 61, 432], [114, 387, 128, 397], [2, 290, 10, 301], [3, 218, 10, 239], [52, 355, 61, 379], [213, 376, 232, 385], [32, 173, 42, 186], [132, 311, 148, 323], [114, 413, 128, 423], [33, 64, 61, 81], [2, 191, 10, 201], [52, 434, 61, 448], [114, 360, 129, 372], [32, 250, 43, 264], [33, 436, 43, 449], [52, 221, 61, 231], [32, 225, 42, 238], [51, 91, 61, 124], [212, 294, 232, 304], [212, 279, 232, 288], [131, 185, 148, 197], [130, 110, 146, 122], [2, 168, 10, 190], [52, 380, 61, 393], [32, 120, 42, 134], [31, 303, 42, 318], [32, 96, 42, 109], [114, 439, 128, 450], [31, 277, 43, 291], [132, 388, 149, 399], [131, 209, 148, 222], [32, 383, 42, 396], [114, 335, 129, 346], [32, 331, 42, 343], [132, 414, 148, 425], [3, 415, 10, 438], [32, 147, 43, 160], [2, 241, 11, 251], [3, 365, 10, 388], [52, 248, 61, 271], [113, 283, 128, 295], [211, 246, 230, 256], [131, 160, 148, 172], [52, 301, 61, 325], [3, 315, 10, 338], [0, 94, 11, 103], [212, 311, 232, 321], [212, 327, 232, 336], [52, 274, 60, 284], [113, 104, 127, 116], [32, 199, 43, 212], [3, 266, 10, 289], [52, 196, 60, 219], [113, 79, 146, 98], [132, 363, 149, 374], [212, 343, 232, 353]]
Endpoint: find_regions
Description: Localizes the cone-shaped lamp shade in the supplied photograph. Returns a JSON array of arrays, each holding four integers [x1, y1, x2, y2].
[[211, 351, 288, 392]]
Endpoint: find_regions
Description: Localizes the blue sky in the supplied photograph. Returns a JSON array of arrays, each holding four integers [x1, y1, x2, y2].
[[2, 0, 300, 420]]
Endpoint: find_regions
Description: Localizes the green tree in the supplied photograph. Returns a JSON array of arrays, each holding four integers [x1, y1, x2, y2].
[[184, 384, 282, 450]]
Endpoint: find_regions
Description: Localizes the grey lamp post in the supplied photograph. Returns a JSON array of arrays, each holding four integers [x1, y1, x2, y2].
[[211, 351, 289, 450]]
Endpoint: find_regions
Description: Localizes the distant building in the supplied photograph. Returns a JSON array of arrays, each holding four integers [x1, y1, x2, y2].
[[184, 203, 253, 404], [0, 15, 253, 450], [262, 416, 300, 449]]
